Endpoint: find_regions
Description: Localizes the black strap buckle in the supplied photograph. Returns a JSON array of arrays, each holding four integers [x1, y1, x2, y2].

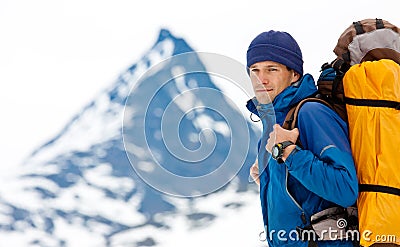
[[376, 18, 385, 29], [353, 21, 365, 35]]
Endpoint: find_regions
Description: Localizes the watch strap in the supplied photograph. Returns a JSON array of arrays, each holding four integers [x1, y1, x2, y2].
[[280, 140, 294, 149], [275, 141, 295, 164]]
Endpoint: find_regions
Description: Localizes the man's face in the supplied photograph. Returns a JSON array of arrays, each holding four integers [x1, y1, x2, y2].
[[249, 61, 300, 104]]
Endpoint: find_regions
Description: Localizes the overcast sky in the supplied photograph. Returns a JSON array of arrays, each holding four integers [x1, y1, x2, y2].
[[0, 0, 398, 174]]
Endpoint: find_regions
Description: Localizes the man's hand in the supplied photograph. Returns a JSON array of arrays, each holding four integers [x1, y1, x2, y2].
[[266, 124, 299, 162], [250, 160, 260, 186]]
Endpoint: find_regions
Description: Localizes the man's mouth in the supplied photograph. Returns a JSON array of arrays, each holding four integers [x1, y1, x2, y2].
[[257, 88, 273, 92]]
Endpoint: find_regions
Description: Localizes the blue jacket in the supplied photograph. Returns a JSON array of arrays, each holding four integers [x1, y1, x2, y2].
[[246, 74, 358, 247]]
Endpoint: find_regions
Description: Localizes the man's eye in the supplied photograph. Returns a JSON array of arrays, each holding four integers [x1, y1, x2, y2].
[[269, 68, 278, 72], [250, 68, 259, 73]]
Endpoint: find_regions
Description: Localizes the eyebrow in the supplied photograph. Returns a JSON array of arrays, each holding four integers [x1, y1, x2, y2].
[[250, 64, 279, 69]]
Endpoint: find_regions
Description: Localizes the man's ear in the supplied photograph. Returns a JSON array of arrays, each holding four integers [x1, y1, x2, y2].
[[291, 71, 300, 83]]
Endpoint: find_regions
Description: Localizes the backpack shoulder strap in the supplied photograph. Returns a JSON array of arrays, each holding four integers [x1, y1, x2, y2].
[[283, 98, 332, 130], [282, 98, 333, 148]]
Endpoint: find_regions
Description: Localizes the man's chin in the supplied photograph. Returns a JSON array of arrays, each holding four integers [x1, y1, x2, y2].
[[256, 95, 273, 104]]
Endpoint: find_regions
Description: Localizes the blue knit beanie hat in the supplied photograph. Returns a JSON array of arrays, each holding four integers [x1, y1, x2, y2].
[[246, 30, 304, 76]]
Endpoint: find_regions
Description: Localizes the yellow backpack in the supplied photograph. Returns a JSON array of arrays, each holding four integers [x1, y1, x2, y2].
[[344, 59, 400, 247], [336, 19, 400, 247], [284, 18, 400, 246]]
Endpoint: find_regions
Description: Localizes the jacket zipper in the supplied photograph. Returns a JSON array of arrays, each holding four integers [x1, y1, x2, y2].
[[285, 167, 307, 225]]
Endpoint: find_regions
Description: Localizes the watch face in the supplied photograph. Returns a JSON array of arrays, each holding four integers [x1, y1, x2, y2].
[[272, 145, 280, 159]]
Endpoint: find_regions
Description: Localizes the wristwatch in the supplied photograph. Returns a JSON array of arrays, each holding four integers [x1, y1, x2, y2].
[[271, 141, 295, 163]]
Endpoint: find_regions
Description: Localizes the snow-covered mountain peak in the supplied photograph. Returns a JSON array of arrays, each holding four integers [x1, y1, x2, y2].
[[0, 29, 262, 247]]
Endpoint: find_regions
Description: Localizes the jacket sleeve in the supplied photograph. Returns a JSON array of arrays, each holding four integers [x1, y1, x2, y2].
[[283, 102, 358, 207]]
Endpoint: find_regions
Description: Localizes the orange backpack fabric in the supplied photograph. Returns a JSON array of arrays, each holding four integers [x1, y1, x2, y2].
[[343, 59, 400, 247]]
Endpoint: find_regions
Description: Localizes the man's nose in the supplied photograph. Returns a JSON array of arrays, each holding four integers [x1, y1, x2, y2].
[[258, 72, 268, 84]]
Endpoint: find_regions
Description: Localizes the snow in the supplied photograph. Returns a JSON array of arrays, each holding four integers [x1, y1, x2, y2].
[[23, 37, 175, 167], [83, 163, 135, 194], [108, 185, 264, 247]]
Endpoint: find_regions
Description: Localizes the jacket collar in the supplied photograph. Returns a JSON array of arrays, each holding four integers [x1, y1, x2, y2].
[[246, 73, 317, 125]]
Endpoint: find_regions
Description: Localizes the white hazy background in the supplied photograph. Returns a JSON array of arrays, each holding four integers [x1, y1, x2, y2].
[[0, 0, 398, 175]]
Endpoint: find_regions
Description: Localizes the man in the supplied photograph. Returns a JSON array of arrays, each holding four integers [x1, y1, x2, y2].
[[246, 30, 358, 247]]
